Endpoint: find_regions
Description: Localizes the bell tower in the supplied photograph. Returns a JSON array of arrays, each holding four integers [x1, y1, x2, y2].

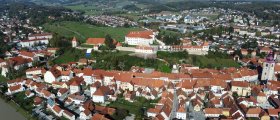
[[72, 36, 77, 48], [261, 52, 275, 82]]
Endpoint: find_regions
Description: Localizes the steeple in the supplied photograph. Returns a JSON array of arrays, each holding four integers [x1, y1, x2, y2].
[[72, 36, 77, 42], [265, 52, 274, 63]]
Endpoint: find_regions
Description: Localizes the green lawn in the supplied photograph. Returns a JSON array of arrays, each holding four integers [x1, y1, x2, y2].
[[108, 97, 159, 119], [157, 51, 240, 69], [191, 55, 240, 69], [53, 48, 86, 64], [43, 21, 143, 43], [80, 44, 94, 48]]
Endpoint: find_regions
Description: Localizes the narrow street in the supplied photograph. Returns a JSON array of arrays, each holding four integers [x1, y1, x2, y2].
[[170, 85, 178, 119]]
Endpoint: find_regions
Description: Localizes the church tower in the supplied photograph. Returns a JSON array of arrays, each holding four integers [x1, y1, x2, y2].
[[72, 36, 77, 48], [261, 52, 275, 81]]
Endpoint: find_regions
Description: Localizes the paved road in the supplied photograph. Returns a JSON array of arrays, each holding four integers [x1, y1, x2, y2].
[[0, 98, 26, 120]]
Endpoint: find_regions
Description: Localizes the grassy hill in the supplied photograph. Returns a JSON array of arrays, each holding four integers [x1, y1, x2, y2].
[[43, 21, 143, 43]]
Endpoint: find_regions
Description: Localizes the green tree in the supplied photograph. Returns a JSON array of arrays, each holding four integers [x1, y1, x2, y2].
[[229, 26, 234, 34], [256, 31, 261, 37], [105, 34, 116, 50]]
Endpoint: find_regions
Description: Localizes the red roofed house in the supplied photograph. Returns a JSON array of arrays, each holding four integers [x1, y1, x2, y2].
[[50, 105, 63, 117], [147, 108, 161, 118], [204, 108, 223, 118], [26, 67, 45, 79], [33, 97, 43, 106], [176, 105, 187, 119], [246, 108, 269, 119], [28, 33, 53, 40], [8, 56, 33, 70], [125, 31, 155, 45], [69, 81, 81, 94], [231, 81, 251, 96], [57, 88, 69, 97], [91, 113, 109, 120], [86, 38, 120, 50], [18, 51, 37, 61], [62, 110, 75, 120], [44, 67, 62, 83], [92, 86, 110, 103], [7, 85, 25, 95]]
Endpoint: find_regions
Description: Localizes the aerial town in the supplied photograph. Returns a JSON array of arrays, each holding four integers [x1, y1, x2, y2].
[[0, 0, 279, 120]]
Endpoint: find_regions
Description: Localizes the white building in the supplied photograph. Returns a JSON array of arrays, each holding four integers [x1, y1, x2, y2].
[[44, 68, 62, 83], [69, 81, 80, 94], [26, 68, 44, 79], [261, 53, 276, 81], [19, 38, 49, 47], [7, 85, 25, 95], [135, 45, 155, 54], [176, 106, 187, 120], [92, 89, 106, 103], [125, 31, 155, 45], [28, 33, 53, 40]]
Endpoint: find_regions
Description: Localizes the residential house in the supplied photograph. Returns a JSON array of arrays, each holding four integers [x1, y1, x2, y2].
[[44, 67, 62, 83]]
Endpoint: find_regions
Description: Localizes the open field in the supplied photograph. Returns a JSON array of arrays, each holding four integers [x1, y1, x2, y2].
[[65, 4, 103, 15], [43, 21, 143, 43]]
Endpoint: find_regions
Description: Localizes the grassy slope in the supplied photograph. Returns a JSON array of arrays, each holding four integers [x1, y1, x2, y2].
[[53, 48, 85, 64], [43, 21, 143, 43]]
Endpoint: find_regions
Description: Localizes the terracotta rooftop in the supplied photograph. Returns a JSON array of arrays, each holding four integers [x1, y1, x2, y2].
[[126, 30, 153, 39]]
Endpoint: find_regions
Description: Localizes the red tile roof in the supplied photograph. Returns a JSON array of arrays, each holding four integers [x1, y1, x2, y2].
[[29, 33, 52, 37], [8, 85, 22, 92], [19, 51, 35, 58], [231, 81, 249, 88], [86, 38, 105, 45], [126, 31, 153, 39], [9, 56, 32, 66], [91, 113, 109, 120], [53, 105, 62, 113], [204, 108, 223, 114], [246, 108, 262, 115]]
